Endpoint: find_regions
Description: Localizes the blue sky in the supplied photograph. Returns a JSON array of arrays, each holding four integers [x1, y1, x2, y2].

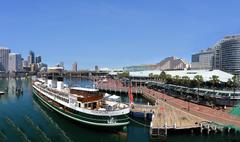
[[0, 0, 240, 70]]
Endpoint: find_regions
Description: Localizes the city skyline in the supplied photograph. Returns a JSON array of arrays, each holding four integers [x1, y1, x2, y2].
[[1, 0, 240, 69]]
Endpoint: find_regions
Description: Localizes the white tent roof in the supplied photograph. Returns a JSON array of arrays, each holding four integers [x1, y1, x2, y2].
[[129, 69, 233, 82]]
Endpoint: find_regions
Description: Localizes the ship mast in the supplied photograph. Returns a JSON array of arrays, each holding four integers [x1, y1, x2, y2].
[[128, 81, 134, 107]]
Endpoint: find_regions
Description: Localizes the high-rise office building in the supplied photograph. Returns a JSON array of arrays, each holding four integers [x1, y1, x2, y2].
[[219, 35, 240, 76], [22, 60, 29, 68], [191, 48, 214, 70], [36, 56, 42, 63], [192, 35, 240, 76], [8, 53, 22, 72], [95, 65, 99, 72], [72, 62, 78, 72], [0, 48, 11, 72], [28, 50, 35, 65]]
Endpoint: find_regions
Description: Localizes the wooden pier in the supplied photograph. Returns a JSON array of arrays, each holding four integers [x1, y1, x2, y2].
[[149, 99, 206, 137], [97, 80, 240, 137]]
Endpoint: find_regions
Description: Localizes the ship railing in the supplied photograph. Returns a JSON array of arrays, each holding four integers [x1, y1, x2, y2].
[[84, 108, 130, 115], [35, 84, 69, 100]]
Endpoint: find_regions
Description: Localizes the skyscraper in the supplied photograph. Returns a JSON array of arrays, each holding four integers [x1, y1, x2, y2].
[[193, 35, 240, 77], [36, 56, 42, 63], [95, 65, 99, 72], [219, 35, 240, 76], [0, 48, 11, 72], [72, 62, 78, 72], [8, 53, 22, 72], [28, 50, 35, 65]]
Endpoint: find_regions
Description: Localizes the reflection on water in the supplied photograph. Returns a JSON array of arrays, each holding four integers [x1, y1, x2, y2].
[[0, 78, 239, 142]]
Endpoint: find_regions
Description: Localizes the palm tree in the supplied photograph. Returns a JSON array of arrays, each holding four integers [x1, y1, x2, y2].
[[166, 74, 172, 84], [227, 78, 233, 88], [118, 71, 129, 78], [153, 74, 159, 81], [182, 76, 191, 87], [149, 73, 154, 80], [210, 75, 220, 92], [193, 75, 204, 102], [159, 71, 167, 83], [228, 75, 240, 98], [173, 75, 181, 85]]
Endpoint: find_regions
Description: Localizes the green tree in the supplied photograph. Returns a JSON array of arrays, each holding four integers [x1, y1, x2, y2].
[[227, 75, 240, 97], [210, 75, 220, 92], [193, 75, 204, 102], [118, 72, 129, 78], [153, 74, 159, 81], [159, 71, 167, 83], [173, 75, 181, 85], [166, 74, 172, 84], [149, 73, 154, 80], [182, 76, 191, 87]]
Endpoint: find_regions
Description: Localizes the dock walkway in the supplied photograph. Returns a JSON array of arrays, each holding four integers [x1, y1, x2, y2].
[[97, 79, 240, 137]]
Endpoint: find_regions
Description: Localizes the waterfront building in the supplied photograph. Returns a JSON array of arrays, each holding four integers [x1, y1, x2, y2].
[[36, 56, 42, 63], [0, 47, 11, 72], [22, 60, 29, 68], [31, 63, 38, 72], [148, 81, 240, 106], [8, 53, 22, 72], [129, 69, 233, 82], [219, 35, 240, 76], [28, 50, 35, 65], [59, 62, 64, 68], [155, 56, 190, 70], [95, 65, 99, 72], [72, 62, 78, 72], [191, 48, 214, 70], [194, 35, 240, 76], [124, 56, 190, 71]]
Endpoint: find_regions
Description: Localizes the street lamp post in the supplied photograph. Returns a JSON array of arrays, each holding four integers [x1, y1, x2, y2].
[[187, 96, 190, 111]]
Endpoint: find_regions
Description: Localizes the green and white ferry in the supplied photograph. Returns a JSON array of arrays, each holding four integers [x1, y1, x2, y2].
[[32, 67, 130, 128]]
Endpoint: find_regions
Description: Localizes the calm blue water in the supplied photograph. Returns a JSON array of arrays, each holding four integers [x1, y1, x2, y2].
[[0, 78, 239, 142]]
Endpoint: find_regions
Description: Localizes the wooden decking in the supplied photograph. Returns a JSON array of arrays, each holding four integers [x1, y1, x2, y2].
[[97, 79, 240, 137], [151, 99, 205, 130]]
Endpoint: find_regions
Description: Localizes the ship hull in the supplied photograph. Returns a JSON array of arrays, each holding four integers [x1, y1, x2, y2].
[[33, 86, 130, 128]]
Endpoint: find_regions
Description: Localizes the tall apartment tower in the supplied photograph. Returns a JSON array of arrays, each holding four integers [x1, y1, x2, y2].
[[8, 53, 22, 72], [0, 48, 11, 72], [219, 35, 240, 76], [192, 35, 240, 76]]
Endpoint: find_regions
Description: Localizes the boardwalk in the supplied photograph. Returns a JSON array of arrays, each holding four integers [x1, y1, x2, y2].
[[151, 99, 205, 130], [141, 87, 240, 127], [97, 79, 240, 136]]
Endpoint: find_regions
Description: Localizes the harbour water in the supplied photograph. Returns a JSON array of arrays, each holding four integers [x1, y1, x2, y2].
[[0, 78, 239, 142]]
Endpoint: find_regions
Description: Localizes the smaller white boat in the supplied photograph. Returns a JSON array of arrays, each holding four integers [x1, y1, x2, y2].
[[0, 91, 5, 95]]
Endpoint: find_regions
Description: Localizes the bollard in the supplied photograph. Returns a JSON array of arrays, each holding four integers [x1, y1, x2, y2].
[[200, 123, 203, 134], [228, 127, 231, 134], [173, 123, 176, 129], [207, 125, 210, 135], [164, 122, 168, 136]]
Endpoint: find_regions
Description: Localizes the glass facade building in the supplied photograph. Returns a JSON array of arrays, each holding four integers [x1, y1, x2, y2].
[[0, 48, 11, 72], [220, 35, 240, 76]]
